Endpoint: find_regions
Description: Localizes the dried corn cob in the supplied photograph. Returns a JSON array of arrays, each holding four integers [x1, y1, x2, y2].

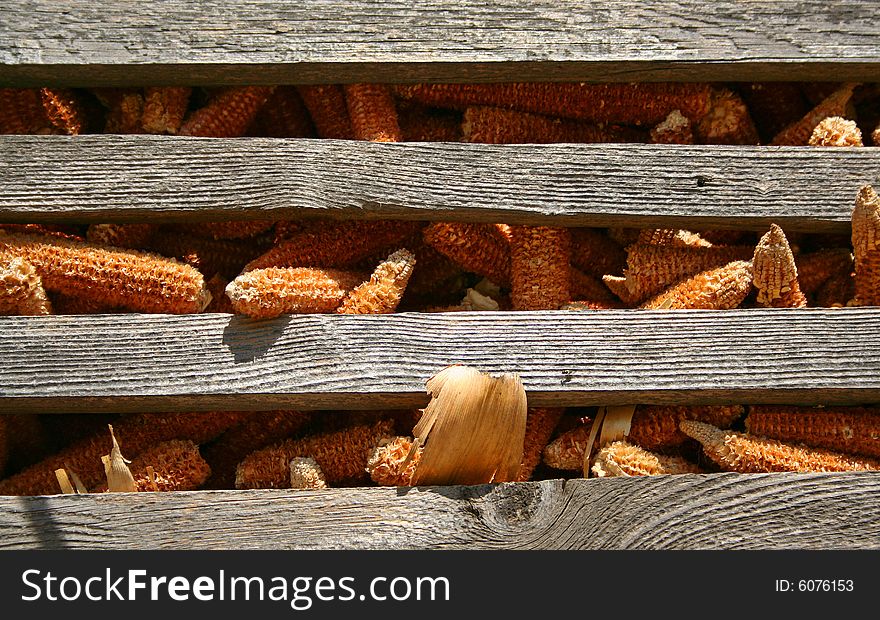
[[403, 240, 465, 296], [0, 257, 52, 315], [639, 260, 753, 310], [738, 82, 808, 142], [338, 249, 415, 314], [41, 88, 88, 135], [179, 86, 274, 137], [0, 231, 210, 314], [606, 228, 641, 247], [86, 223, 157, 249], [606, 243, 754, 305], [510, 226, 570, 310], [296, 85, 354, 139], [203, 410, 311, 489], [516, 408, 564, 481], [236, 419, 395, 489], [695, 89, 759, 145], [184, 220, 275, 241], [771, 83, 858, 146], [95, 88, 145, 133], [245, 220, 421, 272], [423, 222, 511, 286], [0, 224, 84, 241], [289, 457, 328, 490], [650, 110, 694, 144], [752, 224, 806, 308], [462, 106, 645, 144], [681, 420, 880, 473], [795, 248, 853, 295], [226, 266, 364, 318], [873, 121, 880, 146], [47, 291, 117, 315], [147, 231, 265, 279], [543, 424, 591, 470], [815, 268, 856, 307], [205, 274, 234, 313], [852, 185, 880, 306], [247, 86, 314, 138], [591, 441, 704, 477], [808, 116, 864, 147], [0, 411, 246, 496], [636, 229, 710, 248], [114, 440, 210, 492], [272, 220, 308, 243], [397, 104, 462, 142], [746, 405, 880, 459], [570, 266, 617, 303], [367, 436, 421, 486], [344, 83, 401, 142], [570, 228, 626, 279], [394, 82, 713, 126], [141, 87, 192, 134], [0, 88, 51, 134]]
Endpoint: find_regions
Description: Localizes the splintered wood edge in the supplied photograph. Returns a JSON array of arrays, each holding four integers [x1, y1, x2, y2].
[[1, 473, 878, 549], [1, 309, 880, 413], [1, 138, 879, 231], [0, 1, 877, 85]]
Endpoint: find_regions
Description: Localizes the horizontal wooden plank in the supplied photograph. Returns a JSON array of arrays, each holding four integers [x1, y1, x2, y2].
[[1, 309, 879, 413], [0, 1, 877, 85], [1, 137, 878, 231], [2, 473, 878, 549]]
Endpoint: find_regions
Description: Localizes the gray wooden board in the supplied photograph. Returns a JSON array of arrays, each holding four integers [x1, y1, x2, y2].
[[1, 137, 879, 232], [1, 474, 878, 549], [0, 1, 878, 85], [1, 309, 880, 413]]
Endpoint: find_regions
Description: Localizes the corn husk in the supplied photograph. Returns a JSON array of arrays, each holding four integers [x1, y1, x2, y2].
[[102, 425, 136, 493]]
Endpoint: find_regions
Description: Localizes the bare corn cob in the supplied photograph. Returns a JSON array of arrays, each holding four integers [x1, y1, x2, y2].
[[247, 86, 314, 138], [570, 266, 617, 303], [236, 419, 395, 489], [203, 410, 311, 489], [815, 268, 856, 307], [0, 411, 246, 496], [639, 260, 753, 310], [245, 220, 421, 272], [591, 441, 704, 477], [98, 440, 210, 493], [738, 82, 808, 142], [650, 110, 694, 144], [338, 249, 415, 314], [605, 243, 754, 305], [808, 116, 864, 147], [795, 248, 853, 296], [462, 106, 645, 144], [394, 83, 713, 126], [397, 104, 462, 142], [770, 83, 858, 146], [296, 85, 354, 139], [637, 229, 711, 248], [344, 83, 401, 142], [86, 223, 157, 249], [404, 241, 465, 296], [226, 266, 365, 318], [141, 87, 192, 134], [0, 231, 210, 314], [695, 89, 759, 145], [681, 420, 880, 473], [179, 86, 274, 137], [752, 224, 807, 308], [423, 222, 511, 286], [0, 88, 51, 134], [148, 231, 265, 279], [852, 185, 880, 306], [0, 258, 52, 315], [516, 408, 564, 481], [510, 226, 571, 310], [367, 436, 422, 486], [289, 457, 328, 489], [41, 88, 88, 134], [570, 228, 626, 279], [543, 424, 592, 470], [746, 405, 880, 458]]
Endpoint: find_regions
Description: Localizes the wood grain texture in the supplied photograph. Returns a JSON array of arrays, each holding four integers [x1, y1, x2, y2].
[[0, 1, 877, 85], [1, 136, 878, 231], [1, 309, 880, 413], [2, 473, 878, 549]]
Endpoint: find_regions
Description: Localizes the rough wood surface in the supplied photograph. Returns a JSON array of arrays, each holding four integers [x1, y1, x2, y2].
[[1, 137, 878, 231], [1, 473, 877, 549], [1, 309, 880, 413], [0, 1, 877, 85]]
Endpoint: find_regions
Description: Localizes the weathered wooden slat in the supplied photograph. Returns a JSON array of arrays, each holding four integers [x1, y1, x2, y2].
[[0, 1, 877, 85], [1, 309, 879, 413], [2, 474, 878, 549], [1, 137, 878, 231]]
